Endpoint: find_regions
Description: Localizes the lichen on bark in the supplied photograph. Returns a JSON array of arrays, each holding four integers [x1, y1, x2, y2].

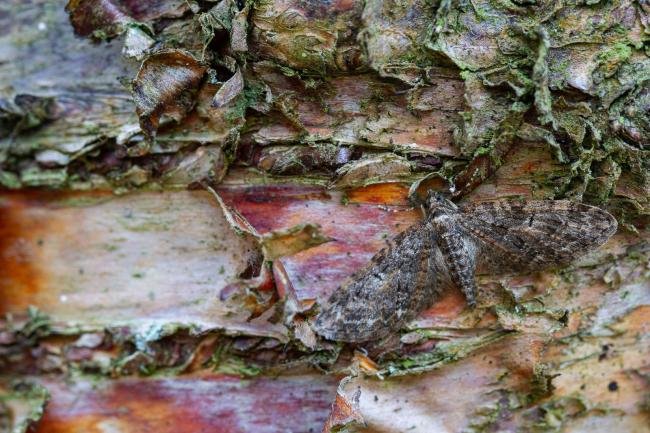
[[0, 0, 648, 432]]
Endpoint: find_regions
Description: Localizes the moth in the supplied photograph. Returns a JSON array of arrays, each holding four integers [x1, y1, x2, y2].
[[312, 192, 618, 342]]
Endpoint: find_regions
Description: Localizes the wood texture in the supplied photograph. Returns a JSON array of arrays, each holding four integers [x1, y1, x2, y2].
[[0, 0, 648, 432]]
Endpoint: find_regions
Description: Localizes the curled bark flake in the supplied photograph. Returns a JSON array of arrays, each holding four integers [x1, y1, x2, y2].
[[212, 68, 244, 108], [161, 145, 227, 187], [206, 187, 331, 318], [198, 0, 236, 46], [132, 50, 206, 143], [66, 0, 188, 39], [122, 25, 155, 60], [261, 223, 333, 261], [254, 144, 348, 175], [331, 154, 415, 189], [206, 185, 261, 240], [322, 384, 365, 433], [230, 4, 249, 54]]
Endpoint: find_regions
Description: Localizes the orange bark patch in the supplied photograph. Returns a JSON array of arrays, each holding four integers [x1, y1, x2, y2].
[[418, 288, 467, 323], [0, 191, 116, 314], [346, 183, 411, 205], [610, 305, 650, 334], [0, 194, 46, 313]]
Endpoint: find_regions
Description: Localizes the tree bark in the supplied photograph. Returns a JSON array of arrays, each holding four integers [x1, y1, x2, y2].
[[0, 1, 648, 432]]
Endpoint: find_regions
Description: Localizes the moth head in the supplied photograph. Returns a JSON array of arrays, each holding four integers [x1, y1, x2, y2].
[[424, 190, 458, 215]]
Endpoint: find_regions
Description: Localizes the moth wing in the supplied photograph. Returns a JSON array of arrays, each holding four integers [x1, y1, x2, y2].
[[312, 223, 438, 343], [458, 200, 617, 274]]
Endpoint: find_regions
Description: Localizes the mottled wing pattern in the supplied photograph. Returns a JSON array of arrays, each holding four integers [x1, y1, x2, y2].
[[431, 214, 479, 306], [313, 222, 439, 342], [313, 198, 617, 342], [457, 200, 618, 274]]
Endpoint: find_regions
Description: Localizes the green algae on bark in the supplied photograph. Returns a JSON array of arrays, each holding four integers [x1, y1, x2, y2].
[[0, 381, 49, 433]]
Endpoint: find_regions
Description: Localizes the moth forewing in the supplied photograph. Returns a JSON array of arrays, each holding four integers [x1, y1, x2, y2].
[[312, 221, 441, 343], [458, 200, 618, 275]]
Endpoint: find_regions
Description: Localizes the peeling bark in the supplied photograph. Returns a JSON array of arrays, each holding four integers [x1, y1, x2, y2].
[[0, 0, 648, 432]]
